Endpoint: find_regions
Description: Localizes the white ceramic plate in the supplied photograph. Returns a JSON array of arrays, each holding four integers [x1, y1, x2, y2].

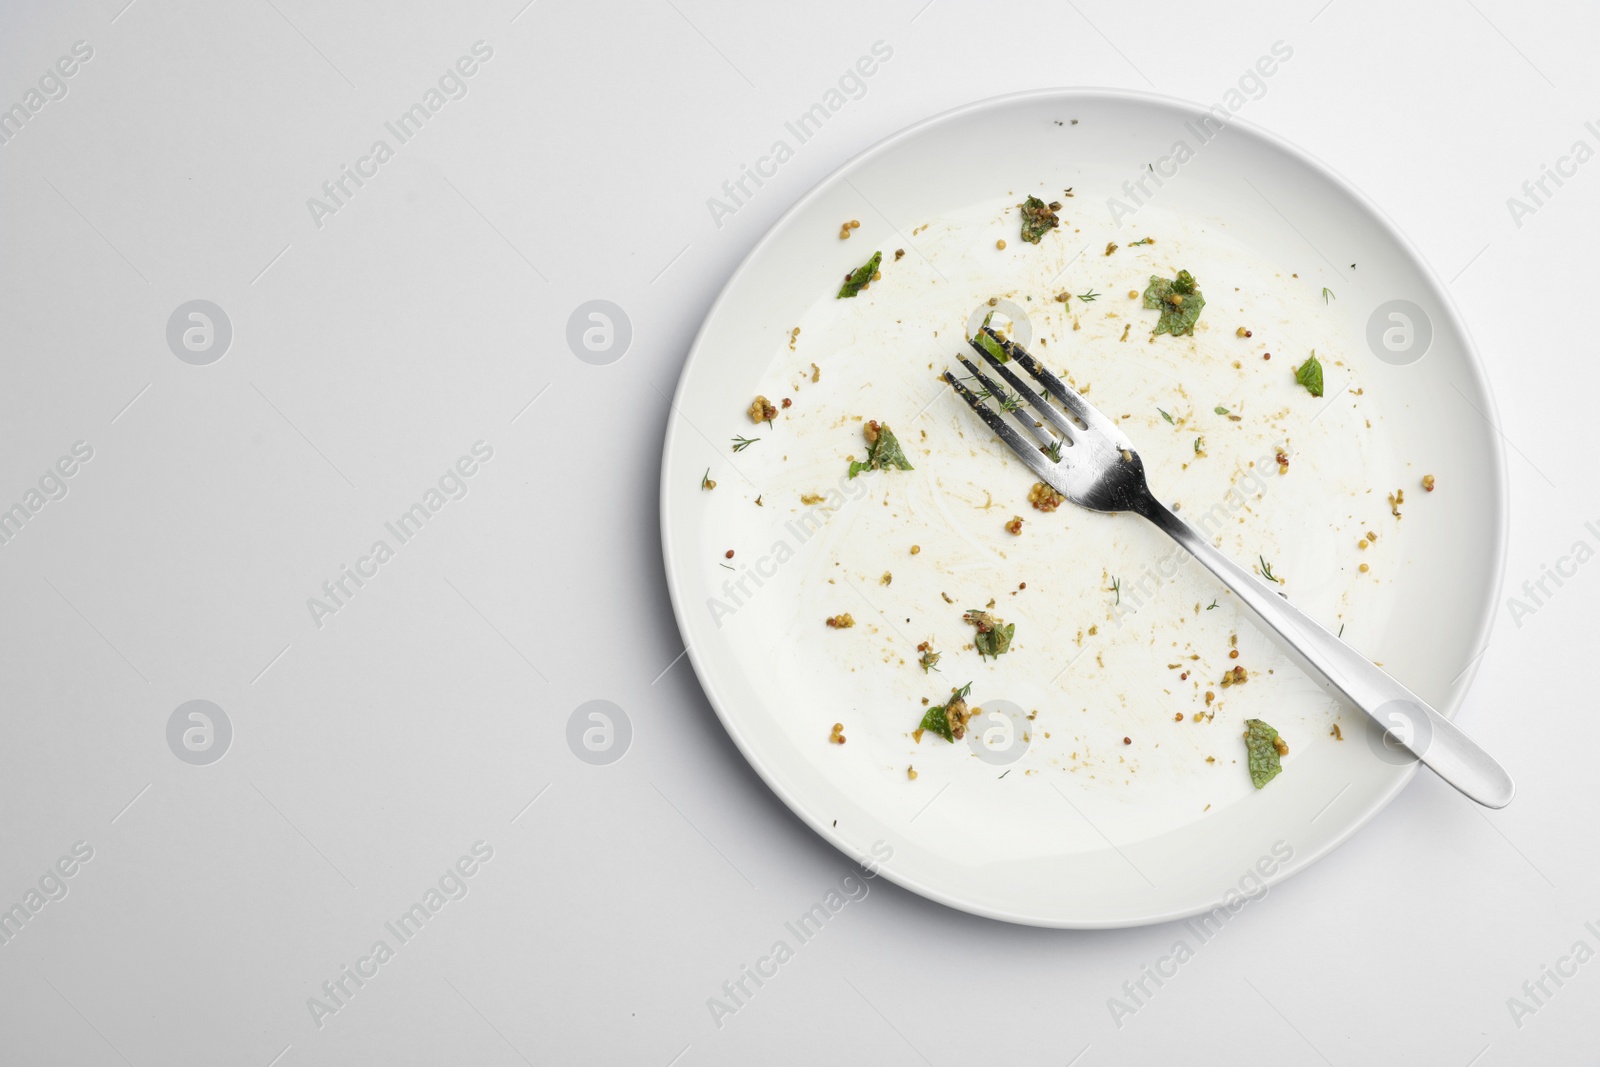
[[659, 88, 1505, 928]]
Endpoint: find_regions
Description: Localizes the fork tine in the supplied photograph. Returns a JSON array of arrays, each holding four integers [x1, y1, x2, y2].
[[953, 355, 1057, 448], [942, 372, 1061, 487], [967, 336, 1076, 441], [980, 328, 1129, 446]]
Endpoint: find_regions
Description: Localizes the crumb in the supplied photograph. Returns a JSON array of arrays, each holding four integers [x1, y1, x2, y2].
[[1028, 482, 1066, 512], [894, 249, 905, 260], [907, 766, 917, 780], [963, 609, 1008, 649], [811, 363, 820, 383], [1331, 724, 1343, 740], [801, 492, 825, 505], [880, 571, 892, 586], [1219, 666, 1248, 687], [825, 613, 855, 629], [937, 688, 973, 740], [940, 591, 953, 604], [1422, 474, 1435, 492], [748, 395, 777, 424], [1389, 489, 1404, 519], [1105, 242, 1118, 256]]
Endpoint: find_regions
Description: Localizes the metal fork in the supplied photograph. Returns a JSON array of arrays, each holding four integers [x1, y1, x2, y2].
[[946, 326, 1514, 808]]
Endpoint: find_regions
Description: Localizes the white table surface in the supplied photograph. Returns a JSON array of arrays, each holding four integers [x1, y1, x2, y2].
[[1, 0, 1595, 1063]]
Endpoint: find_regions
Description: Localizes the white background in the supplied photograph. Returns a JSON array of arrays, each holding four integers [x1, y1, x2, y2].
[[0, 0, 1595, 1063]]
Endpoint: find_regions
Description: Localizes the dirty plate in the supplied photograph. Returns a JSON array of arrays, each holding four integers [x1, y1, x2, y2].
[[659, 88, 1505, 927]]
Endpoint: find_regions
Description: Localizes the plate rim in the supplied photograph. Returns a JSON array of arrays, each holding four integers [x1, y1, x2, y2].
[[658, 85, 1510, 928]]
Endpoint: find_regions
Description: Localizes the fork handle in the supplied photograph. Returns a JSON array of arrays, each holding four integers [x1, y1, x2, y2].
[[1137, 498, 1514, 808]]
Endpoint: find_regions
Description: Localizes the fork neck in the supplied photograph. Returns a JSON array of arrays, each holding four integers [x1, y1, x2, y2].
[[1127, 491, 1191, 546]]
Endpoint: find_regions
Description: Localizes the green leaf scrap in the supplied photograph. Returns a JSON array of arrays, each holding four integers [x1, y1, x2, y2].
[[973, 315, 1009, 363], [918, 706, 953, 742], [1018, 196, 1059, 244], [964, 610, 1015, 659], [837, 251, 882, 299], [1294, 352, 1324, 398], [1244, 718, 1284, 789], [847, 423, 914, 479], [918, 681, 972, 743], [1142, 269, 1206, 336]]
